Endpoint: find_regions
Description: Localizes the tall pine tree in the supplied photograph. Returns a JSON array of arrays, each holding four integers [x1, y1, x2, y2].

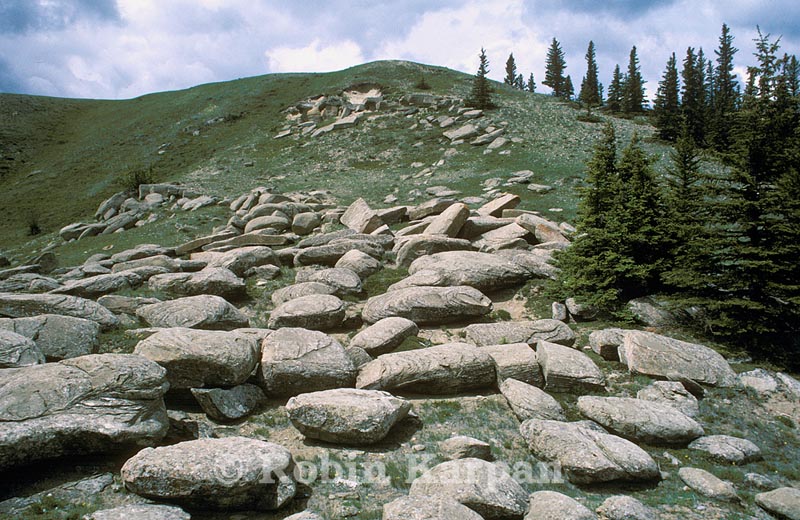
[[623, 46, 646, 112], [469, 48, 494, 109], [607, 64, 623, 112], [544, 38, 568, 98], [681, 46, 706, 146], [504, 53, 518, 86], [654, 52, 681, 141], [528, 73, 536, 93], [579, 40, 602, 114], [564, 75, 575, 100]]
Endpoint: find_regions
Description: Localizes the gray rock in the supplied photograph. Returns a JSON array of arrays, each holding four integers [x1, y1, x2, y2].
[[0, 473, 114, 515], [627, 297, 677, 327], [588, 328, 627, 361], [0, 293, 120, 330], [294, 241, 384, 267], [409, 458, 529, 520], [271, 282, 338, 306], [286, 388, 411, 444], [111, 254, 180, 273], [480, 343, 543, 387], [191, 246, 279, 277], [396, 235, 474, 267], [121, 437, 296, 511], [0, 273, 61, 293], [537, 341, 605, 393], [335, 249, 382, 279], [395, 251, 531, 292], [191, 384, 266, 421], [0, 353, 168, 470], [678, 467, 739, 502], [688, 435, 762, 464], [203, 231, 290, 250], [500, 378, 565, 422], [755, 487, 800, 520], [551, 302, 568, 322], [493, 249, 558, 280], [243, 215, 290, 234], [345, 345, 372, 368], [383, 495, 484, 520], [52, 268, 166, 298], [0, 314, 99, 360], [340, 197, 382, 233], [440, 435, 492, 461], [259, 328, 356, 397], [283, 512, 325, 520], [0, 329, 44, 367], [443, 124, 479, 141], [520, 419, 660, 484], [87, 504, 191, 520], [595, 495, 655, 520], [473, 223, 532, 250], [349, 317, 419, 356], [739, 368, 779, 395], [292, 213, 322, 235], [477, 194, 521, 218], [134, 328, 259, 389], [297, 267, 362, 296], [362, 285, 492, 325], [516, 214, 569, 244], [577, 396, 703, 445], [776, 372, 800, 399], [175, 231, 239, 256], [744, 472, 776, 490], [424, 202, 470, 237], [565, 298, 598, 321], [110, 244, 171, 264], [637, 381, 699, 418], [97, 295, 161, 315], [136, 295, 249, 330], [464, 320, 576, 347], [356, 343, 495, 394], [267, 294, 346, 331], [148, 267, 246, 299], [526, 491, 595, 519]]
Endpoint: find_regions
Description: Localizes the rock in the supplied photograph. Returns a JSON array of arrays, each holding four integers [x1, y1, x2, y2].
[[443, 124, 479, 141], [440, 435, 492, 460], [688, 435, 762, 464], [383, 495, 484, 520], [362, 286, 492, 325], [480, 343, 543, 387], [148, 267, 246, 299], [396, 251, 530, 292], [345, 345, 372, 368], [577, 396, 703, 445], [295, 241, 384, 267], [473, 223, 532, 250], [134, 328, 259, 389], [678, 467, 739, 502], [298, 267, 362, 296], [588, 328, 627, 361], [551, 302, 568, 322], [191, 384, 266, 421], [110, 244, 171, 264], [739, 368, 779, 395], [0, 293, 120, 330], [755, 487, 800, 520], [286, 388, 411, 444], [472, 128, 506, 146], [619, 330, 737, 387], [0, 353, 169, 470], [268, 294, 346, 331], [537, 341, 605, 393], [776, 372, 800, 398], [494, 249, 558, 279], [396, 236, 474, 267], [744, 472, 776, 490], [424, 202, 470, 237], [192, 246, 279, 277], [340, 197, 382, 234], [409, 458, 529, 520], [111, 254, 181, 273], [202, 231, 290, 250], [51, 269, 154, 298], [356, 343, 495, 394], [271, 282, 338, 305], [175, 231, 239, 256], [477, 194, 521, 218], [627, 297, 677, 327], [500, 378, 565, 421], [516, 214, 568, 244], [121, 437, 296, 511], [98, 295, 161, 315], [0, 273, 61, 293], [349, 317, 419, 356], [335, 249, 382, 279], [291, 212, 321, 235], [243, 215, 290, 234], [86, 504, 191, 520], [283, 512, 325, 520], [259, 328, 356, 397], [0, 329, 44, 367], [136, 295, 249, 330], [526, 491, 595, 519], [565, 298, 598, 321], [596, 495, 655, 520], [0, 314, 99, 360], [637, 381, 699, 417], [520, 419, 660, 484], [464, 319, 576, 347]]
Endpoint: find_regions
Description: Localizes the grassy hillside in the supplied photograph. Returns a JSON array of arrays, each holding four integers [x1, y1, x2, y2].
[[0, 60, 674, 257]]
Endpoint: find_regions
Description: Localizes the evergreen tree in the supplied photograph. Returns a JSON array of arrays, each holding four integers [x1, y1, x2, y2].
[[607, 64, 623, 112], [681, 46, 706, 146], [654, 52, 681, 141], [711, 23, 739, 153], [564, 75, 575, 100], [504, 53, 518, 86], [622, 46, 646, 112], [579, 40, 602, 114], [781, 53, 799, 96], [469, 48, 494, 109], [544, 37, 568, 98], [515, 73, 525, 90], [527, 73, 536, 93]]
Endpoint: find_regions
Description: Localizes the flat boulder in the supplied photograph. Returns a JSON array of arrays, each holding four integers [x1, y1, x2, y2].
[[136, 295, 249, 330], [51, 270, 148, 298], [596, 496, 655, 520], [349, 317, 419, 356], [526, 491, 595, 520], [356, 343, 495, 394], [537, 341, 605, 393], [86, 504, 190, 520], [297, 267, 362, 296], [480, 343, 543, 387], [500, 378, 565, 422], [121, 437, 296, 511], [191, 246, 279, 277], [396, 236, 474, 268], [464, 319, 575, 347], [335, 249, 382, 279], [340, 197, 382, 233], [0, 353, 168, 470], [477, 194, 521, 217], [362, 286, 492, 325], [588, 328, 627, 361], [286, 388, 411, 444], [383, 496, 484, 520], [0, 293, 119, 330], [394, 251, 530, 292], [440, 435, 492, 461], [678, 467, 738, 502], [134, 328, 259, 389], [267, 294, 346, 331], [423, 202, 470, 237], [148, 267, 246, 299], [0, 314, 99, 360], [755, 487, 800, 520], [688, 435, 762, 464], [0, 329, 44, 367], [271, 282, 337, 306], [636, 381, 699, 418], [294, 241, 384, 267], [191, 384, 266, 422]]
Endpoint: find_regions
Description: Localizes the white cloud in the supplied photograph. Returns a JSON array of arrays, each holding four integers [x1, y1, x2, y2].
[[265, 39, 365, 73]]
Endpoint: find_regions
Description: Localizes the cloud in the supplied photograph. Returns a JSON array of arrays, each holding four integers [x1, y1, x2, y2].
[[265, 39, 365, 73], [0, 0, 120, 33]]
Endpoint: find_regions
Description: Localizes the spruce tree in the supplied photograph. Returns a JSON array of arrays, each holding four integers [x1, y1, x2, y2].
[[469, 48, 494, 109], [564, 75, 575, 100], [504, 53, 517, 86], [681, 46, 706, 146], [515, 73, 525, 90], [579, 40, 602, 114], [528, 73, 536, 93], [544, 38, 568, 98], [607, 65, 623, 112], [711, 23, 739, 153], [654, 53, 681, 141], [622, 46, 646, 112]]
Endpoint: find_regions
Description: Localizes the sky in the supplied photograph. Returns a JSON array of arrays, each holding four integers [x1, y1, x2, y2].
[[0, 0, 798, 101]]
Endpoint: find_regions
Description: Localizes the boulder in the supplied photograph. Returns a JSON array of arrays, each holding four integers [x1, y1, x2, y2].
[[202, 231, 290, 250], [619, 331, 737, 387], [335, 249, 382, 279], [292, 212, 322, 235], [148, 267, 246, 299], [191, 246, 279, 277], [243, 215, 290, 234], [395, 251, 530, 292], [519, 419, 660, 484], [286, 388, 411, 444], [87, 504, 191, 520], [52, 268, 164, 298], [121, 437, 296, 511], [473, 223, 531, 250], [526, 491, 595, 520], [111, 254, 180, 273], [356, 343, 495, 394], [396, 236, 474, 267], [259, 328, 356, 397], [755, 487, 800, 520], [271, 282, 338, 306], [424, 202, 470, 237], [134, 328, 259, 389], [477, 194, 521, 218], [677, 467, 739, 502], [464, 320, 575, 347], [626, 297, 677, 327], [494, 249, 558, 280], [362, 286, 492, 325], [0, 353, 169, 470], [636, 381, 699, 418], [0, 329, 44, 367], [537, 341, 605, 393], [175, 231, 239, 256], [443, 124, 479, 141], [283, 512, 325, 520], [267, 294, 346, 331], [0, 314, 99, 360], [440, 435, 492, 461], [340, 198, 382, 234], [500, 378, 565, 422], [97, 295, 161, 315], [294, 241, 384, 267], [191, 384, 266, 422], [480, 343, 543, 387], [588, 328, 627, 361], [349, 317, 419, 356], [137, 295, 248, 330], [383, 496, 484, 520], [739, 368, 780, 395], [0, 293, 120, 330], [595, 495, 655, 520], [297, 267, 362, 296], [110, 244, 171, 264], [687, 435, 762, 464]]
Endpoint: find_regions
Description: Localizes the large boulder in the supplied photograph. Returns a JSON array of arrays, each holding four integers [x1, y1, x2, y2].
[[383, 496, 484, 520], [577, 396, 704, 445], [394, 251, 531, 292], [440, 435, 492, 461], [51, 270, 149, 298], [134, 328, 259, 390], [596, 496, 655, 520], [525, 491, 595, 520], [286, 388, 411, 444], [636, 381, 699, 418], [191, 246, 279, 277], [409, 458, 529, 520], [520, 419, 660, 484], [267, 294, 346, 331], [424, 202, 470, 237], [537, 341, 605, 393], [0, 314, 99, 360], [396, 236, 474, 267], [136, 295, 249, 330], [464, 319, 575, 347], [755, 487, 800, 520], [294, 241, 384, 267], [340, 197, 382, 233], [0, 293, 119, 330], [148, 267, 246, 299], [678, 467, 738, 502], [297, 267, 362, 296], [356, 343, 495, 394], [259, 328, 356, 397], [362, 285, 492, 325], [619, 331, 737, 387], [191, 384, 266, 422], [0, 329, 44, 367], [335, 249, 382, 279], [588, 328, 627, 361], [500, 378, 565, 422], [86, 504, 191, 520], [121, 437, 296, 511], [688, 435, 762, 464], [349, 317, 419, 356], [0, 353, 169, 470]]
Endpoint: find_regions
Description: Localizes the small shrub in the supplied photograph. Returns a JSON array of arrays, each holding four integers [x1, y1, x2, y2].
[[415, 75, 431, 90], [576, 113, 603, 123], [490, 309, 512, 321], [121, 166, 156, 193], [26, 214, 41, 236]]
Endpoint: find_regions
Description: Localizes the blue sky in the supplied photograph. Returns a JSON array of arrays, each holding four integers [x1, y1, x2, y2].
[[0, 0, 797, 100]]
